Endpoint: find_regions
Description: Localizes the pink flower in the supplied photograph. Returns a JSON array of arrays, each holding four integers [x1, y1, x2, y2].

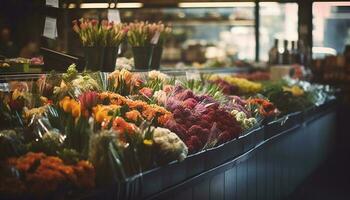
[[183, 98, 198, 109], [139, 87, 153, 98], [78, 91, 99, 112], [91, 19, 98, 27]]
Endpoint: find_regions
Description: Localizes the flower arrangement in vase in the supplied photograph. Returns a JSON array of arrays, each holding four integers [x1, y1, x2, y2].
[[73, 19, 127, 72], [126, 21, 171, 70]]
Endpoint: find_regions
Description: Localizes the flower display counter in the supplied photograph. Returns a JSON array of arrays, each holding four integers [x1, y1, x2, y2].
[[82, 100, 336, 200], [0, 66, 336, 200]]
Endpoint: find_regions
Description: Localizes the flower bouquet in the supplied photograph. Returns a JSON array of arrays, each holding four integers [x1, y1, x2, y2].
[[73, 19, 106, 71], [101, 20, 127, 72], [127, 21, 171, 70], [73, 19, 127, 71]]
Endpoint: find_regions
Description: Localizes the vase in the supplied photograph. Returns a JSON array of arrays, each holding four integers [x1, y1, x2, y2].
[[102, 46, 119, 72], [150, 45, 163, 70], [132, 46, 154, 70], [83, 46, 104, 71]]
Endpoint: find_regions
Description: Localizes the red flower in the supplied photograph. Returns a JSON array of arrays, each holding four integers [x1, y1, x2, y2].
[[79, 91, 99, 112]]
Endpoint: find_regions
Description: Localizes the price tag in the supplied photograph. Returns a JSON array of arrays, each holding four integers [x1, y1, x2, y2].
[[46, 0, 59, 8], [186, 71, 201, 81], [108, 9, 121, 23], [43, 17, 58, 39], [151, 31, 160, 45]]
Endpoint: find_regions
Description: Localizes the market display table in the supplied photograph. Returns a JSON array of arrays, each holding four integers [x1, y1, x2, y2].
[[86, 100, 336, 200]]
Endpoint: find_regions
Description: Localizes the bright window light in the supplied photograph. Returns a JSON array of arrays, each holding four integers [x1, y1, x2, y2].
[[178, 2, 255, 8]]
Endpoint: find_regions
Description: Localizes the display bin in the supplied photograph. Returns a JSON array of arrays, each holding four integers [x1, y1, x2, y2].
[[141, 107, 336, 200], [303, 99, 337, 124], [265, 111, 303, 140], [80, 102, 336, 200]]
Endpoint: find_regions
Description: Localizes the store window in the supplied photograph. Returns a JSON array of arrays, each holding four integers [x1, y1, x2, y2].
[[313, 2, 350, 58], [259, 2, 299, 61]]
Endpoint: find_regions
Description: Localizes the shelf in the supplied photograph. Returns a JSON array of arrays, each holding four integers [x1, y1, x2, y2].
[[169, 19, 255, 26]]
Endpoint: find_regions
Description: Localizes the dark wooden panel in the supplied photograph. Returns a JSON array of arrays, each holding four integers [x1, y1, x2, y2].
[[224, 167, 237, 200], [256, 147, 266, 200], [193, 179, 210, 200], [173, 188, 192, 200], [265, 141, 274, 200], [237, 160, 247, 200], [210, 174, 224, 200], [247, 154, 257, 200]]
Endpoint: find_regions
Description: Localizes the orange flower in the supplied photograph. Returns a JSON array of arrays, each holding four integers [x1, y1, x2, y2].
[[112, 117, 135, 134], [158, 113, 173, 125], [99, 92, 127, 105], [142, 106, 157, 121], [125, 110, 142, 122], [60, 97, 73, 112], [126, 99, 147, 110], [93, 104, 118, 123], [93, 106, 110, 123], [71, 101, 81, 118], [72, 161, 95, 188]]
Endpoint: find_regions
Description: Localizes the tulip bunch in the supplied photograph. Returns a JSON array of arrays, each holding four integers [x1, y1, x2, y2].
[[126, 21, 171, 47], [72, 19, 127, 47]]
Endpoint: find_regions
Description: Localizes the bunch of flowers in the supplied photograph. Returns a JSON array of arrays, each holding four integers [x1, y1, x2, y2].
[[126, 21, 171, 47], [210, 79, 239, 95], [96, 92, 173, 127], [164, 86, 241, 153], [247, 97, 279, 118], [262, 81, 314, 115], [3, 152, 95, 197], [72, 19, 127, 47], [224, 96, 257, 131], [210, 76, 262, 94], [106, 69, 143, 96], [152, 127, 188, 163]]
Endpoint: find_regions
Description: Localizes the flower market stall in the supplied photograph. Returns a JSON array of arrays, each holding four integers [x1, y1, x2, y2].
[[0, 63, 336, 200]]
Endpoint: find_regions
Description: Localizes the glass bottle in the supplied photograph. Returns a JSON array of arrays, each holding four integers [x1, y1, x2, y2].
[[282, 40, 290, 65], [268, 39, 279, 65]]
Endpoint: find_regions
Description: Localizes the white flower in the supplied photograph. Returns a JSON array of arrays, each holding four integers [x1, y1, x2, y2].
[[153, 90, 167, 105], [152, 127, 188, 162], [72, 75, 99, 92], [116, 57, 134, 70], [148, 70, 169, 82], [235, 111, 246, 122]]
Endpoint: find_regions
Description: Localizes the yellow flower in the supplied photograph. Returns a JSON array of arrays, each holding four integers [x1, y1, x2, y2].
[[62, 99, 73, 113], [12, 89, 23, 100], [40, 96, 49, 104], [120, 69, 132, 85], [283, 86, 304, 97], [93, 104, 120, 123], [143, 139, 153, 146], [71, 101, 81, 118]]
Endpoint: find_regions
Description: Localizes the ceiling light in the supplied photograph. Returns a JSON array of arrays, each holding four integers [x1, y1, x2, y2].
[[116, 3, 143, 8], [178, 2, 255, 8], [80, 3, 109, 9]]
